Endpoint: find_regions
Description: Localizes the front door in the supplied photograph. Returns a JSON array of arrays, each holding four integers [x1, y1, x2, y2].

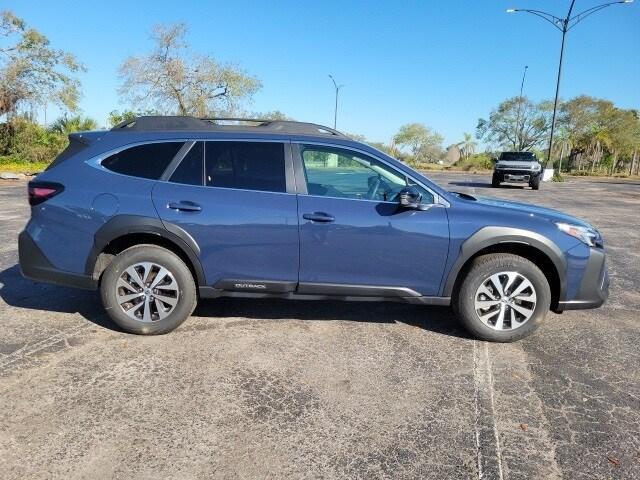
[[152, 140, 299, 291], [295, 144, 449, 296]]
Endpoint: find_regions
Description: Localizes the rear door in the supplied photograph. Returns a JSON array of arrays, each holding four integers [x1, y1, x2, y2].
[[152, 140, 299, 292]]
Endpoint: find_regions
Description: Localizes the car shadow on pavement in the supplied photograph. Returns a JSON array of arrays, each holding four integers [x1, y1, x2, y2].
[[448, 181, 526, 189], [0, 264, 123, 332], [0, 264, 471, 339], [194, 298, 471, 339]]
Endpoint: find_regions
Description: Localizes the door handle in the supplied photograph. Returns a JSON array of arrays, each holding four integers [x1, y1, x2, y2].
[[303, 212, 335, 223], [168, 201, 202, 212]]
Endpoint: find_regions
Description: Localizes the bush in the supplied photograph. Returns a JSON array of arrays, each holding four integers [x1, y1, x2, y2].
[[551, 173, 564, 182], [0, 118, 68, 164], [453, 153, 494, 171]]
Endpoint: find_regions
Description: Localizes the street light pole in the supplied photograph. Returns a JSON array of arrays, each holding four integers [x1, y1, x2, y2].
[[546, 0, 574, 174], [507, 0, 634, 177], [328, 74, 344, 129], [515, 65, 528, 149]]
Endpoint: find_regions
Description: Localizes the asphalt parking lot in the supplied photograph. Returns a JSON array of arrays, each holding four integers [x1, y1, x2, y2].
[[1, 172, 638, 479]]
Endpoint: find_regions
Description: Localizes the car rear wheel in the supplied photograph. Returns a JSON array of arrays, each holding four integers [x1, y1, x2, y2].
[[100, 244, 197, 335], [453, 253, 551, 342]]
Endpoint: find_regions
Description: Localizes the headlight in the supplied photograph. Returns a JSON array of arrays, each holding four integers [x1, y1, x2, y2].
[[556, 222, 602, 247], [531, 163, 541, 171]]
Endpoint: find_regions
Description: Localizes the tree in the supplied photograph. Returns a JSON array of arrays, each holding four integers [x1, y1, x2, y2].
[[344, 132, 367, 142], [255, 110, 292, 121], [118, 23, 261, 117], [0, 10, 84, 117], [107, 109, 160, 127], [477, 96, 553, 151], [366, 141, 395, 156], [457, 132, 477, 159], [393, 122, 444, 165], [49, 115, 98, 134], [558, 96, 640, 173]]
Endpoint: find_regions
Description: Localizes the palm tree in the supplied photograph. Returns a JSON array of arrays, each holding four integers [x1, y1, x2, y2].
[[49, 115, 98, 134], [586, 124, 613, 173], [457, 132, 477, 159]]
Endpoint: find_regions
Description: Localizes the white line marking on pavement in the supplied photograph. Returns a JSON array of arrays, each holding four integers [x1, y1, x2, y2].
[[485, 342, 505, 480], [473, 340, 505, 480], [473, 340, 484, 480]]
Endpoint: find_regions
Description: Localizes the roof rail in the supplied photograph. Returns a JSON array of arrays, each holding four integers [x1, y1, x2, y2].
[[110, 115, 346, 137], [200, 117, 271, 124], [110, 116, 211, 131]]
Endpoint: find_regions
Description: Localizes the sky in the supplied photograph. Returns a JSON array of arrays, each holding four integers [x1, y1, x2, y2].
[[7, 0, 640, 146]]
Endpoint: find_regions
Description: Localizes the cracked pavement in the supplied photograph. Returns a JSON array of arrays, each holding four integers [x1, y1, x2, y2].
[[0, 173, 638, 479]]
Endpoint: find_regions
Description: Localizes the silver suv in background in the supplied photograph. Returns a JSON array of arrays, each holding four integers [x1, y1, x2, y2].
[[492, 152, 543, 190]]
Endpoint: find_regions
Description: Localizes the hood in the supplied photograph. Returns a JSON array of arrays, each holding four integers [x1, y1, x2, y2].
[[471, 195, 592, 228]]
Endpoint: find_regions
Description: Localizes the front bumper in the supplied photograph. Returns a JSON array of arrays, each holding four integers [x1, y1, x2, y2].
[[556, 247, 609, 311], [494, 169, 541, 182], [19, 230, 97, 290]]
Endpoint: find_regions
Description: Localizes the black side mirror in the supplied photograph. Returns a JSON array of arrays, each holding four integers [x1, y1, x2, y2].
[[398, 186, 422, 209]]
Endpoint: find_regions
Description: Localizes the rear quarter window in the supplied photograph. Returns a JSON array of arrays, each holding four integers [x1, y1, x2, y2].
[[102, 142, 184, 179]]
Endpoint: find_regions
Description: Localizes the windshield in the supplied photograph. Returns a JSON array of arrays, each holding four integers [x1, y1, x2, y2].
[[499, 152, 536, 161]]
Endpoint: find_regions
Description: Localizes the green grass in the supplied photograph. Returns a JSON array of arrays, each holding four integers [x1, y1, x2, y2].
[[0, 157, 49, 175]]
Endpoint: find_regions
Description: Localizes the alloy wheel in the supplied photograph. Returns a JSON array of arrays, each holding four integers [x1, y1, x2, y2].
[[115, 262, 179, 322], [474, 271, 537, 331]]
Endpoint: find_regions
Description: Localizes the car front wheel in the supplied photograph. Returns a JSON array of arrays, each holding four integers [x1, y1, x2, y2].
[[453, 253, 551, 342], [100, 244, 197, 335], [530, 175, 541, 190]]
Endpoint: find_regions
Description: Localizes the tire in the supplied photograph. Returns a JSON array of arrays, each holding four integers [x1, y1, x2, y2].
[[100, 244, 197, 335], [453, 253, 551, 342], [530, 176, 540, 190], [491, 175, 501, 188]]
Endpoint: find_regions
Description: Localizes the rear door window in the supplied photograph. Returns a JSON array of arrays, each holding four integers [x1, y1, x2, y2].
[[205, 142, 286, 193], [102, 142, 184, 179], [169, 142, 204, 186]]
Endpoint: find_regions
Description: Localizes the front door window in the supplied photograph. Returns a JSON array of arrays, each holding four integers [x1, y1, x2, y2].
[[301, 146, 433, 204]]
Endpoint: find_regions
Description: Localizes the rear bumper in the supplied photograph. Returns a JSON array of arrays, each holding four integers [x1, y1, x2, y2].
[[556, 248, 609, 311], [19, 230, 97, 290]]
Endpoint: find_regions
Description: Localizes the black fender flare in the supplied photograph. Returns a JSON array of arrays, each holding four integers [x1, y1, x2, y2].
[[442, 226, 567, 300], [85, 215, 206, 286]]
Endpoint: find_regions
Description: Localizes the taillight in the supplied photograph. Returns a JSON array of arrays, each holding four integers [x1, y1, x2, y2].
[[28, 181, 64, 206]]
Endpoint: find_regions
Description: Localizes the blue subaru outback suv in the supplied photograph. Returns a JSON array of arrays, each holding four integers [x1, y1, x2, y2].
[[19, 116, 609, 341]]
